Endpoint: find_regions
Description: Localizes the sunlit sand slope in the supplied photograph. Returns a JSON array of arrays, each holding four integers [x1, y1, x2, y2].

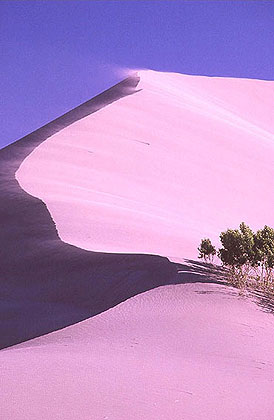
[[17, 70, 274, 261]]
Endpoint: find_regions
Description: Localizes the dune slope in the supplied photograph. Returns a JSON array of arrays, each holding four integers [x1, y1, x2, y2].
[[1, 283, 274, 420], [16, 70, 274, 261], [0, 74, 178, 349]]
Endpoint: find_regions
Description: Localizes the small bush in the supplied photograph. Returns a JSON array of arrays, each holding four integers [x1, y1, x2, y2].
[[198, 223, 274, 294], [198, 238, 216, 263]]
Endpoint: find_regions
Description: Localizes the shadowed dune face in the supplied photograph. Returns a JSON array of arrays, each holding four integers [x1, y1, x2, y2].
[[16, 70, 274, 261], [0, 75, 181, 349], [2, 283, 274, 420]]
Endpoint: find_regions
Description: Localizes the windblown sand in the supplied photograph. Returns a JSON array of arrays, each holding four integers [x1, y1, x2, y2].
[[16, 70, 274, 261]]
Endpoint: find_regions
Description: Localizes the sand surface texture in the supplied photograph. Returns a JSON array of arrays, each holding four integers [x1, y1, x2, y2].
[[16, 70, 274, 261], [1, 283, 274, 420]]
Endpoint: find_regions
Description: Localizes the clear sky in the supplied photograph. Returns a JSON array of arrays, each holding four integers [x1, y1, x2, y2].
[[1, 0, 274, 148]]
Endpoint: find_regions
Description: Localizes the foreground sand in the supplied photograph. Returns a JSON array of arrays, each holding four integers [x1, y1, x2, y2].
[[2, 283, 274, 420]]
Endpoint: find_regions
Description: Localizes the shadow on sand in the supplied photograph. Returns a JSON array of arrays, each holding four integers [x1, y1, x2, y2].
[[0, 74, 228, 350], [175, 259, 228, 286], [249, 290, 274, 314]]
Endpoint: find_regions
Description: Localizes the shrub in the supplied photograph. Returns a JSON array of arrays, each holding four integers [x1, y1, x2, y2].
[[198, 238, 216, 263], [218, 228, 246, 267], [198, 222, 274, 293], [253, 225, 274, 288]]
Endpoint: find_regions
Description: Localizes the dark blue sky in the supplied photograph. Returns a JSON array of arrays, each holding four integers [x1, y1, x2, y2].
[[1, 0, 274, 148]]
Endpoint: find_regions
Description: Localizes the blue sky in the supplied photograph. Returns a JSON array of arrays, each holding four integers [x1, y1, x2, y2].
[[1, 0, 274, 148]]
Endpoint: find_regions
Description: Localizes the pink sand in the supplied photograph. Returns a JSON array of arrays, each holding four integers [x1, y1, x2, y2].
[[5, 71, 274, 418], [16, 70, 274, 261], [1, 283, 274, 420]]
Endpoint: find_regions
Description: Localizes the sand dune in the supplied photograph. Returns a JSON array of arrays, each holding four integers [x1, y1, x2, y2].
[[2, 283, 274, 420], [0, 74, 178, 349], [16, 70, 274, 260], [1, 70, 274, 418]]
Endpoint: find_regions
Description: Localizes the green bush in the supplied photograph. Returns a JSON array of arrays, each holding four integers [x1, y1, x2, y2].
[[198, 222, 274, 293], [198, 238, 216, 263], [254, 225, 274, 287]]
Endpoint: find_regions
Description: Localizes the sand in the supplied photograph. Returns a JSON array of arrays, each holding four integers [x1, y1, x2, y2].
[[0, 74, 180, 348], [1, 283, 274, 420], [1, 70, 274, 418], [16, 70, 274, 261]]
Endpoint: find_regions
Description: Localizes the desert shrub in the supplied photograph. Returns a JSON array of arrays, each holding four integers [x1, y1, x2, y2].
[[218, 222, 256, 288], [253, 225, 274, 290], [198, 238, 216, 263], [198, 223, 274, 293]]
